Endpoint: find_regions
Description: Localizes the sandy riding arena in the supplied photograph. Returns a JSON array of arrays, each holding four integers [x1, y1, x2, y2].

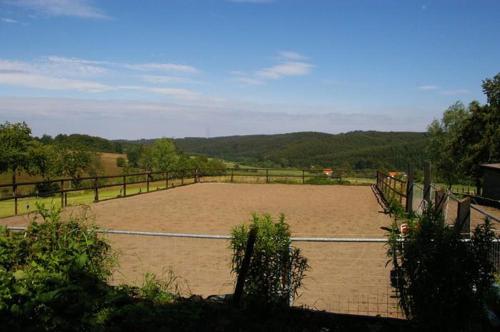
[[2, 183, 400, 317]]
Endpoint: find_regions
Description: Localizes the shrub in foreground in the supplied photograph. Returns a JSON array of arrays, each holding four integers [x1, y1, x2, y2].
[[0, 204, 178, 331], [230, 214, 309, 307], [387, 204, 497, 331]]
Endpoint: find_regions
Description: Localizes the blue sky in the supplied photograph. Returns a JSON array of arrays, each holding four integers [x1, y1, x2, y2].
[[0, 0, 499, 139]]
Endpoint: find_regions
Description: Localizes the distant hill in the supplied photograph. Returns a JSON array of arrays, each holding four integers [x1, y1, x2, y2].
[[173, 131, 428, 170], [37, 131, 428, 172]]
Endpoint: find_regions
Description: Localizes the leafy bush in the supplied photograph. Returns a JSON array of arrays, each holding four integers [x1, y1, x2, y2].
[[116, 157, 126, 168], [230, 214, 309, 307], [34, 181, 60, 197], [0, 204, 113, 331], [0, 204, 185, 331], [387, 204, 497, 331]]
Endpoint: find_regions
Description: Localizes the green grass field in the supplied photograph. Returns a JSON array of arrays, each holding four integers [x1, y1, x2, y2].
[[0, 178, 193, 218]]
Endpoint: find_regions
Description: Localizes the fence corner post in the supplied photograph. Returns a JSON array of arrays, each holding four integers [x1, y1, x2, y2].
[[94, 176, 99, 202], [423, 161, 431, 205], [456, 197, 471, 237], [405, 165, 414, 214]]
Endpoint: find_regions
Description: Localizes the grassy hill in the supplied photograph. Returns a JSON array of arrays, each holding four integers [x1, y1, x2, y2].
[[31, 130, 428, 173], [174, 131, 428, 171]]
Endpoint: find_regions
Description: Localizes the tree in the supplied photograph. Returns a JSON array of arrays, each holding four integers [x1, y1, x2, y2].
[[139, 146, 154, 171], [0, 122, 33, 183], [426, 102, 469, 186], [55, 146, 95, 187], [427, 73, 500, 190], [151, 138, 178, 172], [126, 145, 143, 168], [28, 142, 58, 179]]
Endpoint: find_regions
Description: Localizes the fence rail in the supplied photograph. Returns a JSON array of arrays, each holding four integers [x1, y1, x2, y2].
[[0, 168, 347, 217], [375, 171, 407, 207]]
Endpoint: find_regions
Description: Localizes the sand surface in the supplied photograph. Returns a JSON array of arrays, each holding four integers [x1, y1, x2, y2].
[[1, 183, 401, 317]]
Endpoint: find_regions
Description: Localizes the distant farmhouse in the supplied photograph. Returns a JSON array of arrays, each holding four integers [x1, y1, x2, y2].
[[481, 164, 500, 200]]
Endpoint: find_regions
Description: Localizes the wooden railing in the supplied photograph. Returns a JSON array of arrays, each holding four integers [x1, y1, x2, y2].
[[376, 171, 408, 207], [0, 168, 343, 216]]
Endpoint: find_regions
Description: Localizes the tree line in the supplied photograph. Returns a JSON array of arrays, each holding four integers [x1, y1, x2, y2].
[[0, 123, 226, 188]]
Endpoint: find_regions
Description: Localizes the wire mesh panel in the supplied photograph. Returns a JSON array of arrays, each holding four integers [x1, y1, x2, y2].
[[293, 241, 403, 318], [101, 232, 404, 318]]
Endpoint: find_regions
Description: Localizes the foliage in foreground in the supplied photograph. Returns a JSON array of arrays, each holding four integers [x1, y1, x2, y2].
[[0, 204, 179, 331], [387, 204, 497, 331], [230, 214, 309, 307]]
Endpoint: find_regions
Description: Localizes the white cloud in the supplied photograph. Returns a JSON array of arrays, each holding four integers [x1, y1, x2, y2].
[[0, 57, 201, 100], [257, 61, 313, 79], [6, 0, 110, 19], [417, 84, 470, 96], [141, 75, 195, 84], [418, 85, 439, 91], [440, 89, 470, 96], [125, 63, 199, 74], [0, 97, 431, 139], [232, 51, 313, 85], [0, 71, 112, 92], [1, 17, 19, 23], [233, 76, 264, 85], [278, 51, 308, 61]]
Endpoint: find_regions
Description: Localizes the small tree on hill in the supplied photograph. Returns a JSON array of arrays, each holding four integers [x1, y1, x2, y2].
[[0, 122, 33, 182]]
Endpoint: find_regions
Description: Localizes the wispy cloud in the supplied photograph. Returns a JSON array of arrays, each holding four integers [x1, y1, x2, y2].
[[125, 63, 199, 74], [256, 61, 313, 79], [141, 75, 198, 84], [277, 51, 308, 61], [0, 71, 112, 92], [418, 85, 439, 91], [0, 57, 201, 100], [418, 84, 469, 96], [5, 0, 110, 19], [231, 51, 313, 85], [1, 17, 19, 23], [439, 89, 470, 96], [0, 96, 431, 139]]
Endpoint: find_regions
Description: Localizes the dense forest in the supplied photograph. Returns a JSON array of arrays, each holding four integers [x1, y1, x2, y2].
[[46, 131, 428, 172], [174, 131, 428, 170]]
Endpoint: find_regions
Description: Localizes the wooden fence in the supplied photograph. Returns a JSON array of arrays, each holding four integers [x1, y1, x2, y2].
[[0, 168, 341, 216], [375, 171, 408, 208]]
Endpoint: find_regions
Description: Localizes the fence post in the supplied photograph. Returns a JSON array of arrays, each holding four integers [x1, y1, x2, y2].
[[233, 227, 257, 306], [94, 176, 99, 202], [434, 189, 447, 218], [195, 169, 199, 183], [123, 175, 127, 197], [405, 165, 414, 214], [266, 169, 269, 184], [146, 172, 150, 192], [60, 179, 64, 208], [424, 161, 431, 205], [166, 171, 169, 188], [302, 170, 305, 184], [456, 197, 471, 237], [181, 171, 184, 185], [231, 169, 234, 183], [12, 173, 17, 215]]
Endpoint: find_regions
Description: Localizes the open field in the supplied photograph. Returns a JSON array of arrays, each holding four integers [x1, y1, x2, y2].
[[0, 177, 194, 218], [1, 183, 402, 317]]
